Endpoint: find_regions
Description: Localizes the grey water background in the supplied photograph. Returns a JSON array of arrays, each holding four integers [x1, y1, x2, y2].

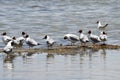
[[0, 0, 120, 80]]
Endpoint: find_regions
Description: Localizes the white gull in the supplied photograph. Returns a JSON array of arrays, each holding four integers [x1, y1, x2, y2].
[[64, 34, 79, 45], [97, 20, 108, 29], [43, 35, 55, 48], [99, 31, 107, 45], [1, 32, 12, 45], [88, 30, 101, 44], [24, 35, 40, 48], [79, 30, 89, 43], [3, 41, 14, 54]]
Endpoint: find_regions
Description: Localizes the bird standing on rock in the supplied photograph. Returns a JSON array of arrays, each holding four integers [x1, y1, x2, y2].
[[24, 35, 40, 48], [1, 32, 12, 45], [16, 32, 27, 45], [88, 30, 101, 44], [99, 31, 107, 45], [43, 35, 55, 49], [12, 32, 27, 48], [3, 41, 14, 54], [64, 34, 79, 45], [78, 30, 89, 44]]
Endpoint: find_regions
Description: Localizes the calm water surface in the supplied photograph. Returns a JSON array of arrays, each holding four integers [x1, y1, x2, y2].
[[0, 49, 120, 80], [0, 0, 120, 80]]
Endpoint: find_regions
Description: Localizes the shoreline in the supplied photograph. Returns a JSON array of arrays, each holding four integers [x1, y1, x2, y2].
[[0, 44, 120, 54]]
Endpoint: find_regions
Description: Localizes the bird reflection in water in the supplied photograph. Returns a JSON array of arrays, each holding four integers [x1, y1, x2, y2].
[[22, 52, 34, 58], [78, 47, 89, 64], [46, 53, 54, 64], [100, 49, 106, 62], [79, 48, 105, 63], [22, 52, 36, 64], [3, 54, 15, 70]]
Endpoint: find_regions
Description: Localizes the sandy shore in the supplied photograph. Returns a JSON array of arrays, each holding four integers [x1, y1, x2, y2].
[[0, 44, 120, 54]]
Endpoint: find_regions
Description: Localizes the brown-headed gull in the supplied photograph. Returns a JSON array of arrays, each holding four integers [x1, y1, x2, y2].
[[79, 30, 89, 43], [99, 31, 107, 45], [97, 21, 108, 29], [88, 30, 101, 44], [1, 32, 12, 45], [64, 34, 79, 45], [21, 32, 27, 38], [12, 32, 26, 47], [24, 35, 40, 48], [3, 41, 14, 54], [43, 35, 55, 49]]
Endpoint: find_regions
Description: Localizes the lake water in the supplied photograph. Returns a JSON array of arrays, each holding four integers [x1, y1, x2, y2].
[[0, 0, 120, 80]]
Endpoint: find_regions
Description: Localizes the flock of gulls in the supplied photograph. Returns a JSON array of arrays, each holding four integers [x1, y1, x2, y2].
[[1, 20, 108, 54]]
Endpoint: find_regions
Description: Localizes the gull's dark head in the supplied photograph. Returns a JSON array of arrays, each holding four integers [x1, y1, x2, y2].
[[25, 35, 29, 38], [43, 35, 47, 39], [11, 41, 14, 46], [1, 32, 7, 36], [79, 29, 82, 33], [22, 32, 26, 35], [96, 20, 99, 24], [103, 31, 107, 35], [12, 36, 16, 40], [64, 36, 68, 39], [88, 30, 92, 34]]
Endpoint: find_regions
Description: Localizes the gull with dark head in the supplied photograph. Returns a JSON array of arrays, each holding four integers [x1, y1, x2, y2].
[[97, 20, 108, 29], [12, 36, 19, 45], [88, 30, 101, 44], [12, 32, 27, 47], [24, 35, 40, 48], [1, 32, 12, 45], [21, 32, 27, 38], [43, 35, 55, 49], [12, 36, 23, 48], [78, 30, 89, 44], [99, 31, 107, 45], [64, 34, 79, 45], [3, 41, 14, 54]]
